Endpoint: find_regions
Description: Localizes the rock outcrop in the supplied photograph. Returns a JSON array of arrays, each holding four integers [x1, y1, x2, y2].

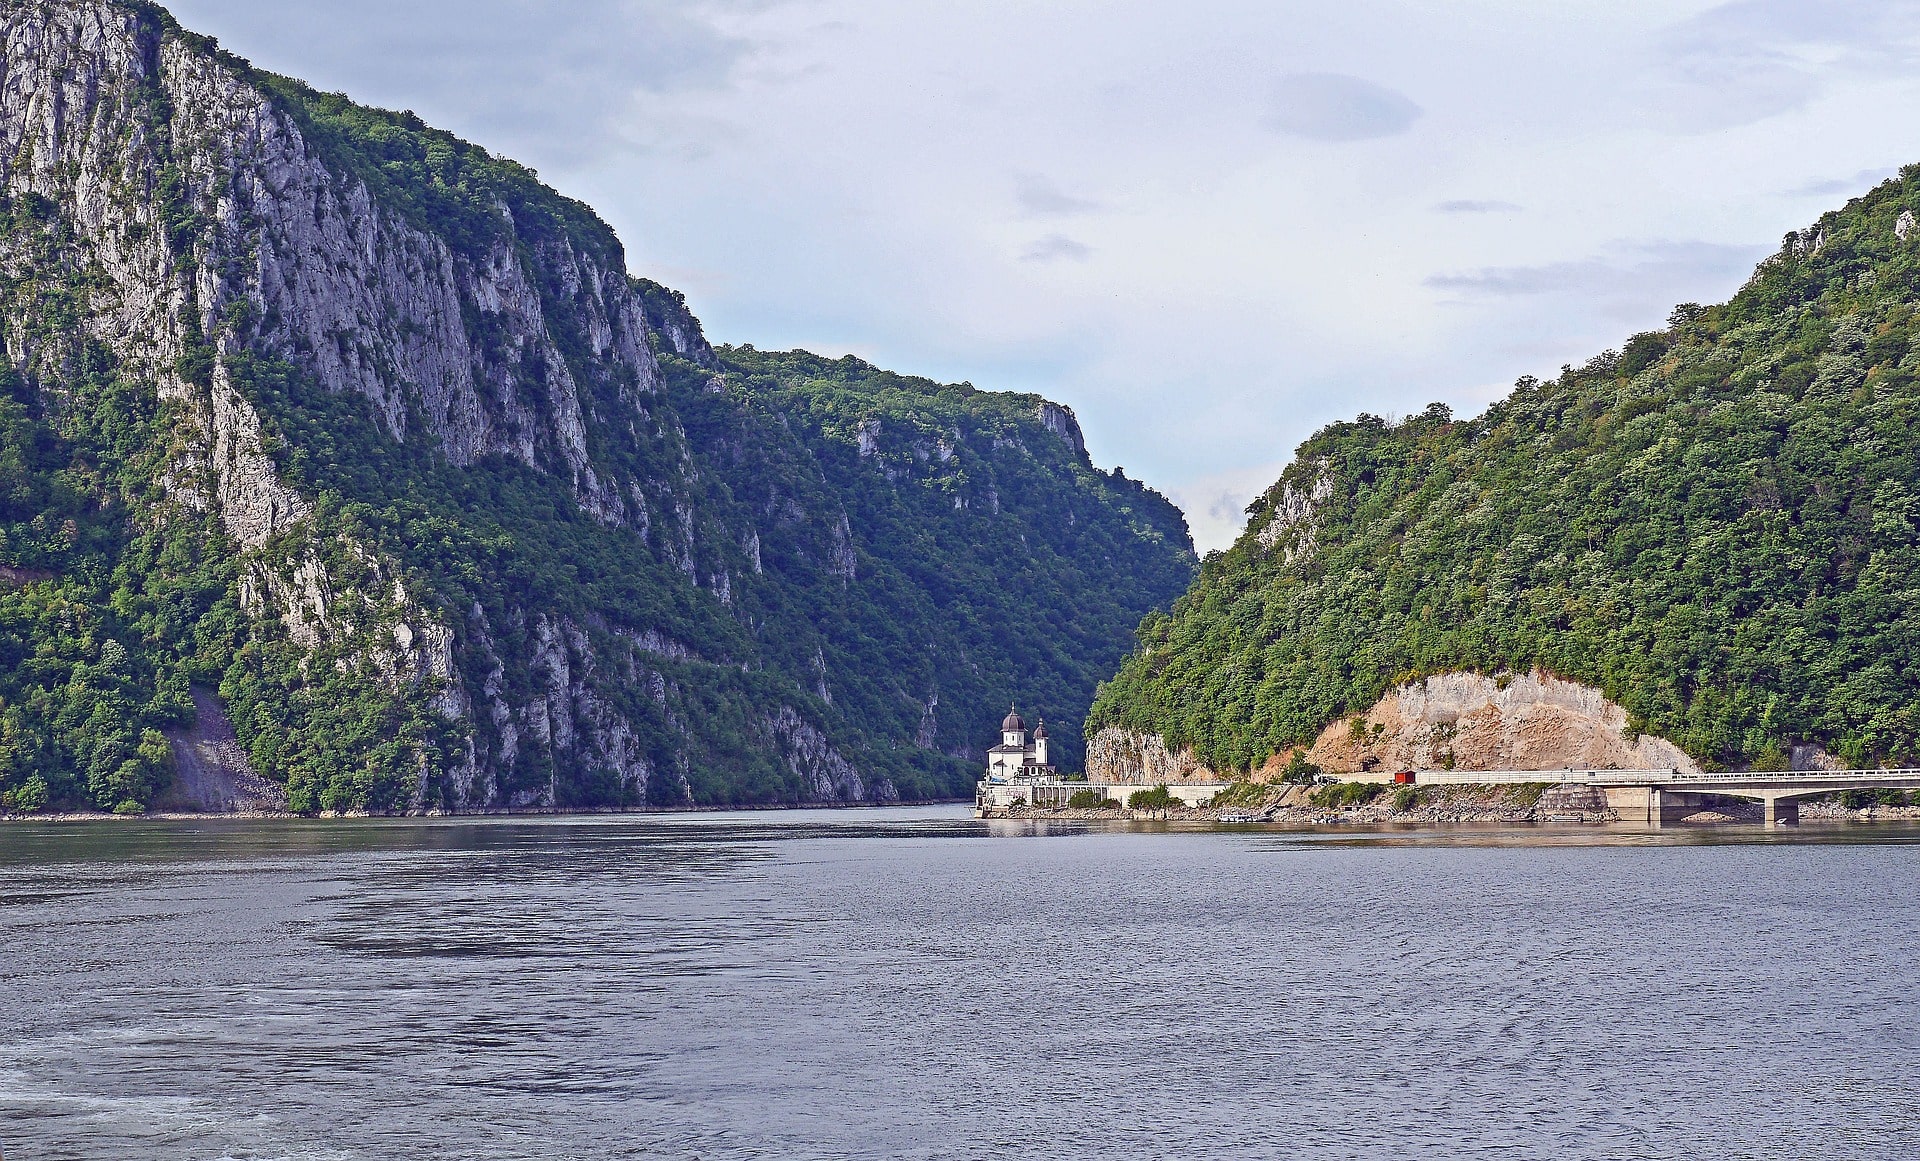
[[1303, 671, 1699, 775], [1085, 727, 1213, 786], [1, 2, 669, 805], [1087, 671, 1698, 783]]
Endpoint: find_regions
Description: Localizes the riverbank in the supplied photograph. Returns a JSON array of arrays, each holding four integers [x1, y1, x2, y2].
[[0, 799, 971, 824], [996, 783, 1920, 826]]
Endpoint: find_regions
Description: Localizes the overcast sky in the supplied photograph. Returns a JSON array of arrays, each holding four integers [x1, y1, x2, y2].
[[166, 0, 1920, 550]]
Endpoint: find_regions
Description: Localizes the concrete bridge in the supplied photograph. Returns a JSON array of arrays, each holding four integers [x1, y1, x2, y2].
[[1409, 768, 1920, 825]]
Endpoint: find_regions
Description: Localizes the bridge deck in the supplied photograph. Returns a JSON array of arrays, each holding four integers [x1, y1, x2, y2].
[[1408, 769, 1920, 790]]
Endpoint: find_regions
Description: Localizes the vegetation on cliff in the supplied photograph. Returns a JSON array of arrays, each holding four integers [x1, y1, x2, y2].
[[1091, 168, 1920, 775], [0, 2, 1194, 814]]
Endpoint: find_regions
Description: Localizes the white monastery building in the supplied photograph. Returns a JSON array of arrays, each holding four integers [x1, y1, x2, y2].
[[985, 707, 1056, 782]]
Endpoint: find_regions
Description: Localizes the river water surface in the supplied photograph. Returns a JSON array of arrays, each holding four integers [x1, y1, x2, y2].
[[1, 809, 1917, 1160]]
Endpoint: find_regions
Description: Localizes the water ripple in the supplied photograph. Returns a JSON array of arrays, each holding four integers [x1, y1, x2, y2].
[[1, 812, 1916, 1159]]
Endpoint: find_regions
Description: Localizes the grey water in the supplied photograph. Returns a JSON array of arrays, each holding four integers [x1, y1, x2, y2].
[[1, 811, 1917, 1161]]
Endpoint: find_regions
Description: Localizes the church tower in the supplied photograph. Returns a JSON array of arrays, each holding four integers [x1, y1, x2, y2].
[[983, 705, 1056, 783], [1002, 706, 1027, 748]]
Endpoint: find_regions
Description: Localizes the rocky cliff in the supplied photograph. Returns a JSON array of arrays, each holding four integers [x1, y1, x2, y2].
[[0, 1, 1194, 814], [1298, 671, 1697, 775]]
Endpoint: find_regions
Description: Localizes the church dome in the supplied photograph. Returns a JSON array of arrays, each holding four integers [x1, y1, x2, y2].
[[1002, 706, 1026, 732], [1034, 720, 1048, 739]]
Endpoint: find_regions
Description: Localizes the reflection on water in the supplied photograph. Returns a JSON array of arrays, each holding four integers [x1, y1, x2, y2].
[[2, 809, 1918, 1160]]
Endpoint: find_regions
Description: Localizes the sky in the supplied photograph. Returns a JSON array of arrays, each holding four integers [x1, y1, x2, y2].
[[165, 0, 1920, 551]]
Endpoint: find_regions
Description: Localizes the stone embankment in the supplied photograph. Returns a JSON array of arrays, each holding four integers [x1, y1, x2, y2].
[[1006, 782, 1920, 826]]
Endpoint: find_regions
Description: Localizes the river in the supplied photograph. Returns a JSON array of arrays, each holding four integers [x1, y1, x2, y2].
[[1, 809, 1916, 1159]]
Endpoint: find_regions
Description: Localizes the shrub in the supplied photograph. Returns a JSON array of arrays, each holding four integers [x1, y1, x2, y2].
[[1, 773, 49, 814], [1837, 787, 1911, 810], [1391, 785, 1418, 813], [1508, 782, 1552, 808], [1210, 780, 1270, 808], [1279, 750, 1323, 786], [1128, 785, 1176, 811], [1067, 788, 1108, 809], [1309, 781, 1383, 809]]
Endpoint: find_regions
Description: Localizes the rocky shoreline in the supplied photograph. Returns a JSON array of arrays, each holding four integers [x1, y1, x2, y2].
[[995, 783, 1920, 826]]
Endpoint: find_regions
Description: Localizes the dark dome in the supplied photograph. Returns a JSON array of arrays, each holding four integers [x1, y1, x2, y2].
[[1002, 706, 1025, 732], [1034, 719, 1048, 739]]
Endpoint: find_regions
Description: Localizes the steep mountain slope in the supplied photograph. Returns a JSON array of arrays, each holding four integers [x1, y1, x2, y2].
[[1091, 169, 1920, 776], [0, 0, 1193, 814]]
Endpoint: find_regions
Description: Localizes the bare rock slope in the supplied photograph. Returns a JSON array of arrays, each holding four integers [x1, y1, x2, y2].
[[1088, 670, 1697, 783], [1300, 671, 1698, 774]]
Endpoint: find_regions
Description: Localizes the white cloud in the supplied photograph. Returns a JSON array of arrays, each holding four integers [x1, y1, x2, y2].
[[1021, 234, 1093, 263], [1785, 167, 1902, 198], [1435, 200, 1523, 214], [167, 0, 761, 165], [1015, 173, 1101, 217], [1165, 462, 1293, 554], [1649, 0, 1920, 131], [1427, 240, 1770, 303], [1262, 73, 1422, 142]]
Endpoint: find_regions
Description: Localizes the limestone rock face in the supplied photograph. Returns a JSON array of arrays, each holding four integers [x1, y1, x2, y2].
[[1036, 402, 1086, 458], [1088, 671, 1698, 784], [1303, 671, 1699, 775], [0, 1, 854, 809], [1252, 459, 1334, 564], [1086, 727, 1213, 785], [1, 1, 671, 512], [1, 4, 457, 697]]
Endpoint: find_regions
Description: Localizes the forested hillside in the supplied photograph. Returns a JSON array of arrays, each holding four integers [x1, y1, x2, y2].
[[1091, 168, 1920, 775], [0, 0, 1192, 815]]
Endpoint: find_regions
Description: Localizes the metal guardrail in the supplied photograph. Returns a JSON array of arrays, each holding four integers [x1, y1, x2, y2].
[[1412, 768, 1920, 787], [1412, 770, 1667, 786]]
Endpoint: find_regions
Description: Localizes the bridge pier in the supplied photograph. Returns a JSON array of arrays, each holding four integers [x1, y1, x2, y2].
[[1763, 796, 1799, 827]]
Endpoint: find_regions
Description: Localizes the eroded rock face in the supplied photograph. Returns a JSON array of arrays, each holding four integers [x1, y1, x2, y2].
[[1089, 671, 1699, 783], [1252, 459, 1334, 565], [1086, 727, 1213, 785], [1304, 671, 1698, 775], [0, 2, 867, 808], [1, 4, 462, 704], [1036, 402, 1086, 458]]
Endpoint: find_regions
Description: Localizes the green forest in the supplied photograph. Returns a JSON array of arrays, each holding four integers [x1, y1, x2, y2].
[[1091, 167, 1920, 775], [0, 4, 1194, 815]]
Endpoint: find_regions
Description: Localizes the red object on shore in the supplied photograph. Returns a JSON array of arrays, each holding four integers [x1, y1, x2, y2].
[[1393, 771, 1417, 784]]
